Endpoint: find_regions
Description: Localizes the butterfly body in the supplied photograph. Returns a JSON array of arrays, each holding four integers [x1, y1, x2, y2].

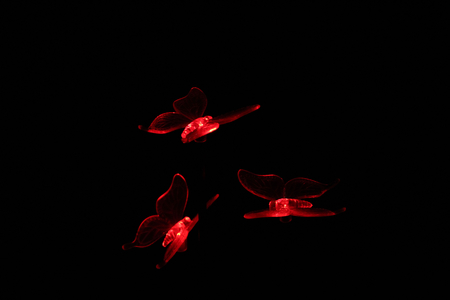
[[238, 169, 345, 222], [162, 216, 191, 248], [269, 198, 313, 212], [181, 116, 219, 143]]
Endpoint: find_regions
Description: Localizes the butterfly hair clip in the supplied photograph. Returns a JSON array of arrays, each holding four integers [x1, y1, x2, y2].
[[122, 173, 219, 269], [138, 87, 260, 143], [238, 169, 345, 223]]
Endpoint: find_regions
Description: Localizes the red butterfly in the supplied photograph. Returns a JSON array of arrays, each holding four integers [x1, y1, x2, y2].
[[122, 174, 219, 269], [138, 87, 260, 143], [238, 169, 345, 223]]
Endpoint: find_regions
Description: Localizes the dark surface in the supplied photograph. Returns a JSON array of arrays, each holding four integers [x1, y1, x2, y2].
[[25, 2, 441, 295]]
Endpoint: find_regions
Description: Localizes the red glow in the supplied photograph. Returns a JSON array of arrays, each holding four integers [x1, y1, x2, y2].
[[122, 174, 219, 269], [181, 116, 220, 143], [156, 193, 219, 269], [238, 169, 345, 222], [138, 87, 260, 143], [162, 216, 191, 247]]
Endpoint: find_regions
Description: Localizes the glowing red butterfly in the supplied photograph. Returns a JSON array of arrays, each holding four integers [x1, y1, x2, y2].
[[138, 87, 260, 143], [238, 169, 345, 223], [122, 174, 219, 269]]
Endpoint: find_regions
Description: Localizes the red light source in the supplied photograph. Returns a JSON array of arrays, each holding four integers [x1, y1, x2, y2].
[[238, 169, 345, 223], [138, 87, 260, 143], [122, 174, 219, 269]]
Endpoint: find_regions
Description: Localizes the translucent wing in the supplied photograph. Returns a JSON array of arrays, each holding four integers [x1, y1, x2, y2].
[[173, 87, 207, 120], [156, 174, 188, 224], [284, 178, 340, 199], [291, 207, 346, 217], [213, 104, 260, 125], [244, 207, 346, 219], [238, 169, 284, 201], [291, 208, 336, 217], [139, 112, 191, 134], [156, 194, 219, 269], [244, 209, 290, 219], [122, 215, 172, 250]]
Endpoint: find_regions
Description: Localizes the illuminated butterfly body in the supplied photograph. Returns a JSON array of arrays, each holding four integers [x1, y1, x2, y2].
[[122, 174, 219, 268], [138, 87, 260, 143], [238, 169, 345, 223]]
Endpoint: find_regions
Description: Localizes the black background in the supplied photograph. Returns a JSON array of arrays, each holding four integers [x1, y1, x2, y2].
[[20, 2, 443, 296]]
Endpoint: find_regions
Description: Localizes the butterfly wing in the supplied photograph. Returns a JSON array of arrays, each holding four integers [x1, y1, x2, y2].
[[139, 112, 191, 134], [156, 174, 188, 225], [284, 178, 340, 199], [213, 104, 260, 125], [122, 215, 172, 250], [290, 207, 346, 217], [173, 87, 208, 120], [244, 209, 290, 219], [238, 169, 284, 201]]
